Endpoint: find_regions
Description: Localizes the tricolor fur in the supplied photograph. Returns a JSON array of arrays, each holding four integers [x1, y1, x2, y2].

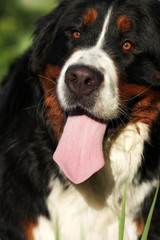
[[1, 0, 160, 239]]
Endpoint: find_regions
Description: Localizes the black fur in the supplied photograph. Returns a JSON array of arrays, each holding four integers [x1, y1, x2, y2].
[[1, 0, 160, 239]]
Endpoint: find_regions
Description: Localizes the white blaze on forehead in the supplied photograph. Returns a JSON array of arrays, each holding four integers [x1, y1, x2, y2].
[[57, 6, 118, 119], [96, 8, 112, 49]]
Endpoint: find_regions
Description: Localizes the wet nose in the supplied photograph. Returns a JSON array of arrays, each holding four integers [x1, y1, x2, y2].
[[65, 65, 103, 98]]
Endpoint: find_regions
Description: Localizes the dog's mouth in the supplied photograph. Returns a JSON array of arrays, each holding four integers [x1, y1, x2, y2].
[[64, 109, 116, 138], [53, 108, 118, 184]]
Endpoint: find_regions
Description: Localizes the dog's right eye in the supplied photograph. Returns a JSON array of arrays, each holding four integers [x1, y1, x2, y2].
[[72, 31, 81, 39], [122, 41, 132, 51]]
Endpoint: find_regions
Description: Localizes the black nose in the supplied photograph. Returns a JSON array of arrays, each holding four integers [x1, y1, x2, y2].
[[65, 65, 103, 98]]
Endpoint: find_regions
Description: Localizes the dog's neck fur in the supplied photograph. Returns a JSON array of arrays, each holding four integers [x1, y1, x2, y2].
[[32, 121, 157, 240]]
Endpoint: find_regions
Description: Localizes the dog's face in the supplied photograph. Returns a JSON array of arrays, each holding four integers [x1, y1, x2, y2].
[[31, 0, 160, 184], [32, 0, 160, 129]]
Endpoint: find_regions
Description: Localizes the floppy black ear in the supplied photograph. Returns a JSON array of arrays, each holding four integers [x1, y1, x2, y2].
[[144, 1, 160, 72], [137, 0, 160, 87], [31, 1, 68, 73]]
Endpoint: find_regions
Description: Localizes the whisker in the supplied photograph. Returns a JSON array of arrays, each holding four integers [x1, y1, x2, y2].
[[38, 74, 56, 84], [22, 103, 43, 111], [118, 115, 126, 127], [118, 104, 130, 121], [110, 119, 116, 131], [122, 85, 152, 102]]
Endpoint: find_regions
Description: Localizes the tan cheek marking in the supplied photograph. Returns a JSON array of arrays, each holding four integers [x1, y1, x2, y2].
[[131, 89, 160, 126], [133, 122, 141, 135], [82, 9, 98, 26], [41, 64, 61, 82], [135, 217, 145, 236], [156, 74, 160, 79], [40, 64, 64, 141], [119, 82, 160, 126], [23, 221, 37, 240], [119, 82, 148, 101], [117, 15, 132, 32]]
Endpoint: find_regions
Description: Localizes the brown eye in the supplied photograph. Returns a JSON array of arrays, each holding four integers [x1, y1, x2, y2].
[[122, 41, 132, 50], [73, 31, 81, 39]]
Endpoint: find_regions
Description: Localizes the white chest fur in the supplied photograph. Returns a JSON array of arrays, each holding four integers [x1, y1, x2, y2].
[[33, 122, 157, 240]]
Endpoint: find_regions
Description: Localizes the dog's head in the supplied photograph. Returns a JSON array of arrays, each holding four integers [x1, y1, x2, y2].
[[31, 0, 160, 183]]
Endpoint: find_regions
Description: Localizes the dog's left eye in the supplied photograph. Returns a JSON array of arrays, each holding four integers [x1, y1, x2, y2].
[[72, 31, 81, 39], [122, 41, 132, 50]]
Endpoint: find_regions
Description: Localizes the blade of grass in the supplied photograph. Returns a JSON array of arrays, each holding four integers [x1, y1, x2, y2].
[[119, 184, 127, 240], [141, 179, 159, 240], [55, 217, 60, 240]]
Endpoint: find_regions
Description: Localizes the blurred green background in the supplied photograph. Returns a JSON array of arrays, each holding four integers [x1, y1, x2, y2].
[[0, 0, 57, 82]]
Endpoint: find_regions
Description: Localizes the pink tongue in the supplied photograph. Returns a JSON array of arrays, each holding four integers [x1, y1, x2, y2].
[[53, 115, 106, 184]]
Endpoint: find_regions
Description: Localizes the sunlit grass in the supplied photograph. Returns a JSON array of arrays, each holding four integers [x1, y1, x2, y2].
[[141, 179, 159, 240], [119, 185, 126, 240], [119, 180, 160, 240], [55, 217, 60, 240]]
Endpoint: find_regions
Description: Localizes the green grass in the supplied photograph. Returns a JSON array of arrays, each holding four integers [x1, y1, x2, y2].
[[55, 217, 60, 240], [141, 179, 159, 240], [119, 185, 126, 240], [0, 0, 57, 82], [119, 180, 160, 240]]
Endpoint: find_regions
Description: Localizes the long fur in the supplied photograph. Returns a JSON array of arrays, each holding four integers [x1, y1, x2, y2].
[[1, 0, 160, 239]]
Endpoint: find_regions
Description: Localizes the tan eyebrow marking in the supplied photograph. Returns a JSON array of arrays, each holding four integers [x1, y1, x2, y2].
[[117, 15, 132, 32], [82, 9, 98, 26]]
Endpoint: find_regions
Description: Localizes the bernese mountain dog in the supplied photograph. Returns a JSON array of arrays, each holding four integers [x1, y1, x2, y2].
[[1, 0, 160, 239]]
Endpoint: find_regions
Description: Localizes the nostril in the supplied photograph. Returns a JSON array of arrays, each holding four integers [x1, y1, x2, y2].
[[65, 72, 77, 82], [72, 73, 77, 79], [69, 76, 77, 83], [85, 77, 100, 86], [85, 78, 92, 85]]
